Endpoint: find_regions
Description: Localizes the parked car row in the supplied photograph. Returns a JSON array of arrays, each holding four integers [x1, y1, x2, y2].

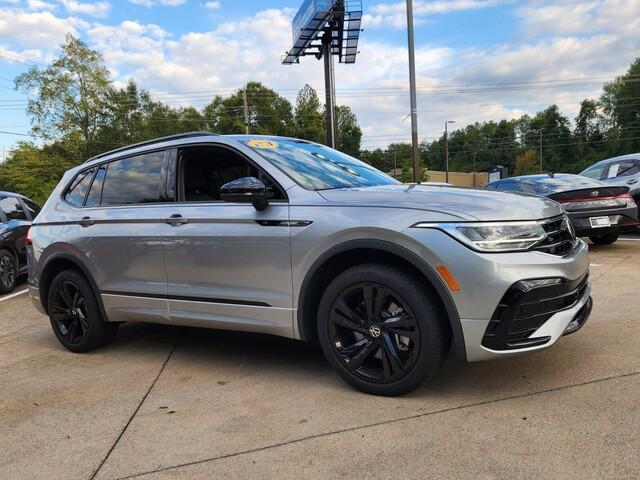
[[486, 174, 638, 245]]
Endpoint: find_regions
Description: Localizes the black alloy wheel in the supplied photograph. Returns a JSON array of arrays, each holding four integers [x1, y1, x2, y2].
[[50, 280, 90, 346], [0, 250, 17, 294], [328, 283, 420, 383], [317, 263, 450, 396], [48, 270, 118, 352]]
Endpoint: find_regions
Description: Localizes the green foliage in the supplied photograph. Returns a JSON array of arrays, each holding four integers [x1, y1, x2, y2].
[[1, 36, 364, 203], [514, 149, 539, 175]]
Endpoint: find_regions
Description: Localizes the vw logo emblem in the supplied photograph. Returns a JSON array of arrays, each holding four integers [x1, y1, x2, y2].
[[369, 325, 381, 338], [591, 191, 599, 197]]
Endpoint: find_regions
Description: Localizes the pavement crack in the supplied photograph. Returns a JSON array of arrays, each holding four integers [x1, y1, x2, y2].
[[116, 369, 640, 480], [89, 329, 184, 480]]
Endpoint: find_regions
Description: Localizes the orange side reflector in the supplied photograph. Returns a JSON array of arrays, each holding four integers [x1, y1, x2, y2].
[[436, 266, 460, 292]]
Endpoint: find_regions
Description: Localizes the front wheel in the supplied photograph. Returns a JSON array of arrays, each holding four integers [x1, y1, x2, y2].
[[48, 270, 118, 353], [0, 249, 17, 294], [589, 233, 619, 245], [317, 263, 450, 396]]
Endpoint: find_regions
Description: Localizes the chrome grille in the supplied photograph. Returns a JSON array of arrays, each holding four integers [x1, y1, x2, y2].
[[534, 216, 577, 256]]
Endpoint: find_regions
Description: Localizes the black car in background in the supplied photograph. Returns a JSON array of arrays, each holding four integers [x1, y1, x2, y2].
[[0, 192, 40, 294], [486, 174, 638, 245]]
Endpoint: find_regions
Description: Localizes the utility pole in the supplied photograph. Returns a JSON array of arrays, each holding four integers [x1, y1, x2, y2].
[[444, 120, 455, 183], [243, 88, 250, 134], [323, 31, 336, 149], [406, 0, 420, 183], [539, 129, 543, 173], [472, 152, 477, 187]]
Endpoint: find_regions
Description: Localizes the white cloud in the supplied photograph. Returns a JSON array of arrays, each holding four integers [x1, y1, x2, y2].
[[128, 0, 186, 7], [59, 0, 110, 18], [27, 0, 56, 11], [204, 1, 220, 10], [364, 0, 506, 29], [0, 9, 85, 48]]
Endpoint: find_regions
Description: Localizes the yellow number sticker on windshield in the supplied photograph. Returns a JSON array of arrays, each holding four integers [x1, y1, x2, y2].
[[247, 139, 279, 149]]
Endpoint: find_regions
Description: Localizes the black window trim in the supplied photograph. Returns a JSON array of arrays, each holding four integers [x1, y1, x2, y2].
[[171, 142, 289, 205], [61, 147, 171, 209]]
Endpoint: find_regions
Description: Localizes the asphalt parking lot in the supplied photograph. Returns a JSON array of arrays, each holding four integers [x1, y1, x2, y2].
[[2, 238, 640, 480]]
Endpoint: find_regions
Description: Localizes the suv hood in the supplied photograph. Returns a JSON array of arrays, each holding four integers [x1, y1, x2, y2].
[[318, 184, 564, 221]]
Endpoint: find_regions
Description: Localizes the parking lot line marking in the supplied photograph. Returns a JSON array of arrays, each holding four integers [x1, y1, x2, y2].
[[590, 263, 603, 267], [618, 237, 640, 242], [0, 289, 28, 303]]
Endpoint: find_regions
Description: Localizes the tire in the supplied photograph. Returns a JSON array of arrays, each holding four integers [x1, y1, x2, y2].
[[0, 249, 18, 294], [317, 263, 450, 396], [589, 233, 619, 245], [47, 270, 118, 353]]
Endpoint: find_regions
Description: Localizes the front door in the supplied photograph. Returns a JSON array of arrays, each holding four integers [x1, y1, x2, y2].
[[0, 196, 31, 272], [162, 145, 294, 338]]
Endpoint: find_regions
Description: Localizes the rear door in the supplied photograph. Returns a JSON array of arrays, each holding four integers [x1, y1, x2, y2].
[[66, 151, 175, 323], [0, 196, 31, 271], [161, 144, 294, 338]]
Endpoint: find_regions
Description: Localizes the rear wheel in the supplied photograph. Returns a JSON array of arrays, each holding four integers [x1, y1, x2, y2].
[[0, 249, 17, 294], [589, 233, 619, 245], [48, 270, 118, 353], [317, 263, 450, 396]]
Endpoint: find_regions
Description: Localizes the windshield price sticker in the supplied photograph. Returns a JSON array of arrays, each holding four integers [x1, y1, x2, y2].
[[247, 139, 279, 149]]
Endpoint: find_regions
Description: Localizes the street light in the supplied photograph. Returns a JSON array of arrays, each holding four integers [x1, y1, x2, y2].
[[444, 120, 455, 183]]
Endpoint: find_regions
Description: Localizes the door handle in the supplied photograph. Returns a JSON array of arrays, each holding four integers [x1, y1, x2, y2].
[[164, 214, 188, 226], [626, 178, 638, 185], [79, 216, 94, 227]]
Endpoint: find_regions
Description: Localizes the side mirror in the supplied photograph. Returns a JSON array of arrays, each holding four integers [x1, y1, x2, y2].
[[220, 177, 269, 211]]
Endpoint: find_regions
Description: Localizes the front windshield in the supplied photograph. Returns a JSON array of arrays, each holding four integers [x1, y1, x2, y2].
[[580, 164, 605, 180], [241, 137, 399, 190]]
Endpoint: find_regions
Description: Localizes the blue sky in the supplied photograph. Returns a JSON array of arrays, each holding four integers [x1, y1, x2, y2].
[[1, 0, 640, 159]]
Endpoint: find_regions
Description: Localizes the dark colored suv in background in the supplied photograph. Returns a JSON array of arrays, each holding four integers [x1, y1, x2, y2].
[[0, 191, 41, 294]]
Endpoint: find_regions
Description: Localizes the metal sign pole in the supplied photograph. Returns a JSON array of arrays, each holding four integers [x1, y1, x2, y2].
[[406, 0, 420, 183], [323, 36, 337, 149]]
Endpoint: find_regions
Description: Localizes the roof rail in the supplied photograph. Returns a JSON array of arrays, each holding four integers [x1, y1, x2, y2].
[[84, 131, 220, 163]]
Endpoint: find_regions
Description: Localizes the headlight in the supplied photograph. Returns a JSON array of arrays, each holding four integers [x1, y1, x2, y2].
[[412, 221, 547, 252]]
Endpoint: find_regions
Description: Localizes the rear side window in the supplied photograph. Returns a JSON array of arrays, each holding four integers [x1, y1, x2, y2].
[[0, 196, 28, 221], [101, 152, 166, 206], [86, 166, 106, 207], [65, 168, 96, 206]]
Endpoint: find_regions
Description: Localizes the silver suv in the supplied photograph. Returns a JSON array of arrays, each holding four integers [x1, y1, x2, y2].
[[27, 133, 592, 395]]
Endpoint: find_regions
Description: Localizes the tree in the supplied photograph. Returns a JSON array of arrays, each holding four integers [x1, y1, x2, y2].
[[335, 105, 362, 157], [206, 82, 295, 136], [514, 149, 539, 175], [294, 84, 324, 143], [15, 34, 111, 158]]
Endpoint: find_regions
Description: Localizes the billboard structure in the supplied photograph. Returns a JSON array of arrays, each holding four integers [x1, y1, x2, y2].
[[283, 0, 363, 148]]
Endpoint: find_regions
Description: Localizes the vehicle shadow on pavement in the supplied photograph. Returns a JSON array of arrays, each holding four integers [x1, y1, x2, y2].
[[98, 320, 599, 401]]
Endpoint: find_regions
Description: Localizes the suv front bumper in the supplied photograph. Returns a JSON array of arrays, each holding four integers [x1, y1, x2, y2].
[[404, 228, 591, 362]]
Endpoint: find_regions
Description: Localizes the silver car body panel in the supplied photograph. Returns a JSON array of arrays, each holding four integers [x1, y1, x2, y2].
[[28, 134, 591, 362]]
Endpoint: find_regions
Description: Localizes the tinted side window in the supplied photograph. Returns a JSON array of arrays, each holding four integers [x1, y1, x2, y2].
[[101, 152, 166, 206], [496, 181, 520, 191], [86, 165, 106, 207], [23, 199, 41, 219], [66, 168, 96, 206], [0, 196, 28, 221]]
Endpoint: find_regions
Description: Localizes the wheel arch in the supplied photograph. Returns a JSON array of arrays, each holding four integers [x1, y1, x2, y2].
[[38, 251, 107, 319], [296, 239, 467, 361]]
